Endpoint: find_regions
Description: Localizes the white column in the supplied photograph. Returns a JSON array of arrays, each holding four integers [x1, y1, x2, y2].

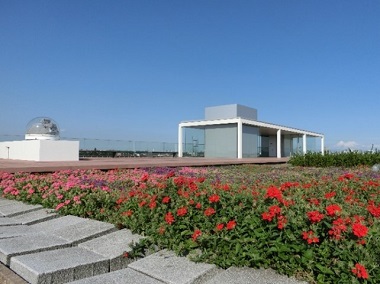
[[321, 136, 325, 155], [237, 119, 242, 159], [276, 129, 281, 158], [303, 134, 307, 155], [178, 124, 183, 157]]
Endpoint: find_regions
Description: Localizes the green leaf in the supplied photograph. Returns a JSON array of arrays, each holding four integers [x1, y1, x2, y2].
[[315, 264, 334, 275]]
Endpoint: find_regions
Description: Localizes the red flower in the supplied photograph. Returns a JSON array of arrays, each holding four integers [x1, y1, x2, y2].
[[261, 205, 282, 222], [265, 186, 282, 200], [326, 204, 341, 217], [338, 173, 355, 181], [269, 205, 281, 215], [262, 212, 274, 222], [176, 207, 188, 217], [162, 196, 171, 204], [352, 222, 368, 238], [226, 220, 237, 230], [302, 230, 319, 244], [216, 223, 224, 231], [192, 229, 202, 241], [328, 217, 349, 240], [149, 201, 157, 210], [308, 198, 320, 206], [277, 215, 287, 230], [208, 194, 220, 203], [165, 212, 175, 225], [158, 226, 165, 235], [367, 202, 380, 217], [204, 207, 216, 216], [195, 202, 202, 209], [324, 192, 336, 199], [138, 200, 147, 207], [351, 263, 369, 279], [121, 210, 133, 217], [307, 211, 324, 223]]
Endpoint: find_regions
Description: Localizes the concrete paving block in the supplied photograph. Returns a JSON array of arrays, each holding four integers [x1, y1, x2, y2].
[[68, 267, 165, 284], [128, 250, 218, 284], [12, 208, 58, 225], [30, 215, 86, 232], [78, 229, 144, 271], [0, 198, 20, 207], [205, 267, 308, 284], [0, 225, 40, 239], [0, 217, 22, 226], [10, 247, 109, 284], [50, 219, 117, 245], [0, 233, 71, 265], [0, 203, 43, 217]]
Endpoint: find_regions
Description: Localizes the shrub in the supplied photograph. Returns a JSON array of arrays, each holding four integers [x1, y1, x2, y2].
[[289, 151, 380, 168]]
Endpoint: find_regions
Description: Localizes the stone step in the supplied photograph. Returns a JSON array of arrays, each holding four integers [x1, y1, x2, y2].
[[0, 199, 21, 207], [0, 217, 22, 226], [0, 202, 43, 217], [0, 233, 71, 266], [78, 229, 144, 271], [12, 208, 58, 225], [128, 250, 219, 284], [48, 218, 116, 245], [30, 215, 86, 231], [10, 247, 109, 284], [0, 225, 40, 239], [67, 267, 165, 284]]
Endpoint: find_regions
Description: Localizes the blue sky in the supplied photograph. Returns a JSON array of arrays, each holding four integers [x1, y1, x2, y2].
[[1, 0, 379, 151]]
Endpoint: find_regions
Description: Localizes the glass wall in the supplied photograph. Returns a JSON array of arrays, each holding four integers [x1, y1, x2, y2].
[[182, 127, 205, 157]]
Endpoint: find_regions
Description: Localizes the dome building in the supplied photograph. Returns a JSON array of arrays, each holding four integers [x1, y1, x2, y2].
[[0, 117, 79, 161], [25, 117, 60, 140]]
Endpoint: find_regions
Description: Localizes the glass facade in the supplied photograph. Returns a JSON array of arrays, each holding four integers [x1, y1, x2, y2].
[[181, 126, 323, 158]]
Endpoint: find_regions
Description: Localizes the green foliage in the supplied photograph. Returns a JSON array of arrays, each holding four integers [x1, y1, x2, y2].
[[1, 166, 380, 283], [289, 151, 380, 168]]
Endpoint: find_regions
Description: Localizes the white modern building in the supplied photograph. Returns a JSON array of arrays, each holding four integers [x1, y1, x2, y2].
[[178, 104, 324, 159], [0, 117, 79, 161]]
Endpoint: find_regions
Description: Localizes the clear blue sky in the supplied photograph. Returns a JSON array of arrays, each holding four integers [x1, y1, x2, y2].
[[1, 0, 379, 151]]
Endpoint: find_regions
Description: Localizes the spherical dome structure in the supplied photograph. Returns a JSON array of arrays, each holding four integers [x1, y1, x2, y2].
[[25, 117, 60, 140]]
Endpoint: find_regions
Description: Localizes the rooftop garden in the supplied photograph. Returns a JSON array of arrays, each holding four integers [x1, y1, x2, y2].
[[1, 163, 380, 283]]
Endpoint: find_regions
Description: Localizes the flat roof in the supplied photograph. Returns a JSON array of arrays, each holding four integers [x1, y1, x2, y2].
[[179, 117, 323, 137]]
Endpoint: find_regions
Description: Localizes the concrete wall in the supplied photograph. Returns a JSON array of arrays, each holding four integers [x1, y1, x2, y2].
[[205, 125, 237, 158], [0, 140, 79, 161], [242, 125, 259, 157], [205, 104, 257, 120]]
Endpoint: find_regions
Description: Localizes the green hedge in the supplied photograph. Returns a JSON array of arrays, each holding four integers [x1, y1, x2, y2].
[[289, 151, 380, 167]]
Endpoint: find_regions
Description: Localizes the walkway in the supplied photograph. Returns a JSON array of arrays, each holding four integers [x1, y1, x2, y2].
[[0, 197, 306, 284], [0, 157, 289, 173]]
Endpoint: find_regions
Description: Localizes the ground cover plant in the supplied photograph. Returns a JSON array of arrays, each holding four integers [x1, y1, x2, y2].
[[289, 151, 380, 167], [1, 165, 380, 283]]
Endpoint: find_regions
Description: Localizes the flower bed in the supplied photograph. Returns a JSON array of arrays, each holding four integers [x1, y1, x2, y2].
[[1, 165, 380, 283]]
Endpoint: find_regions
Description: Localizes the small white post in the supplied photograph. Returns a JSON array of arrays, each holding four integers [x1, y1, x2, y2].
[[178, 124, 183, 157], [277, 129, 281, 158], [303, 134, 307, 155], [237, 119, 243, 159], [321, 136, 325, 155]]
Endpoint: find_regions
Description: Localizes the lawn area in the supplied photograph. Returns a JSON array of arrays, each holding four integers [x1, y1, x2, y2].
[[1, 165, 380, 283]]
